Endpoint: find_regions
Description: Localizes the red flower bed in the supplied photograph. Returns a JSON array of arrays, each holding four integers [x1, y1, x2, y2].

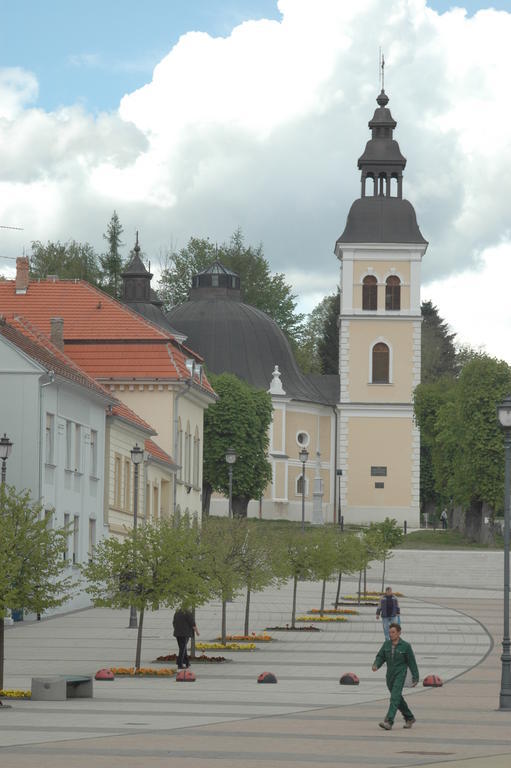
[[154, 653, 227, 663]]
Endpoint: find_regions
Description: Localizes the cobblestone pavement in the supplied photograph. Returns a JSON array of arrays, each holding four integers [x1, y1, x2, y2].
[[1, 549, 510, 767]]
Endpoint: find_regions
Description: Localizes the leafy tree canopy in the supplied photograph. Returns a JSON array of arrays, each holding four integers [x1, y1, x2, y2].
[[203, 373, 273, 517], [30, 240, 102, 285], [158, 228, 303, 343], [421, 300, 458, 383], [0, 486, 73, 688], [100, 211, 125, 297]]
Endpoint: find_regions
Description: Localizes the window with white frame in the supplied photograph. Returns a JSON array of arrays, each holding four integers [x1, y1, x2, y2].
[[88, 518, 96, 561], [114, 455, 122, 507], [74, 424, 82, 472], [72, 516, 79, 564], [63, 513, 70, 561], [65, 420, 73, 469], [185, 421, 191, 483], [45, 413, 55, 464], [193, 428, 200, 487], [90, 429, 98, 477], [124, 459, 131, 512], [295, 473, 309, 496]]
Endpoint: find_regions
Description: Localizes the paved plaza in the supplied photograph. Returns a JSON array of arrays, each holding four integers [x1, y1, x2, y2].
[[1, 549, 511, 767]]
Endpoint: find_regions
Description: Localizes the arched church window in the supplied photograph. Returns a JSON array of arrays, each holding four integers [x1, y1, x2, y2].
[[372, 343, 390, 383], [362, 275, 377, 311], [385, 275, 401, 311], [296, 474, 308, 496]]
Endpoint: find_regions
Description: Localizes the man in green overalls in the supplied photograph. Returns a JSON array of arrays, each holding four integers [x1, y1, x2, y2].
[[372, 622, 419, 730]]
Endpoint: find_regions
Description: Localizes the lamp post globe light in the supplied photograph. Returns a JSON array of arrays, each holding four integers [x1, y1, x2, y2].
[[497, 395, 511, 709], [225, 447, 237, 518], [299, 447, 309, 532], [128, 443, 144, 629], [0, 433, 13, 486]]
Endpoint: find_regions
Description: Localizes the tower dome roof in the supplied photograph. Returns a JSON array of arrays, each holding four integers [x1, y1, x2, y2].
[[167, 265, 331, 404]]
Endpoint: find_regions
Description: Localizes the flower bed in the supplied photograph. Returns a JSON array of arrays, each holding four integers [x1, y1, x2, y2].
[[265, 625, 321, 632], [111, 666, 175, 677], [309, 608, 358, 615], [196, 642, 256, 651], [217, 634, 272, 642], [0, 689, 31, 699], [154, 653, 227, 663], [297, 615, 348, 623]]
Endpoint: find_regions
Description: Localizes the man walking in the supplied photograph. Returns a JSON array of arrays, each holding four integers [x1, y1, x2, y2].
[[376, 586, 401, 640], [372, 623, 419, 730], [173, 606, 199, 670]]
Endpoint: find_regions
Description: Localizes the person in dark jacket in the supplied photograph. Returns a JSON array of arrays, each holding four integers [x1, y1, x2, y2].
[[372, 623, 419, 730], [376, 586, 401, 639], [173, 607, 199, 669]]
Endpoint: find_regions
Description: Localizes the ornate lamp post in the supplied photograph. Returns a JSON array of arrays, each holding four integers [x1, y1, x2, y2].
[[128, 443, 144, 629], [299, 447, 309, 532], [0, 433, 13, 486], [497, 395, 511, 709], [225, 447, 237, 518]]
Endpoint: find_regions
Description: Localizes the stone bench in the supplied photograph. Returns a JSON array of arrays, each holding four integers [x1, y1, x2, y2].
[[31, 675, 93, 701]]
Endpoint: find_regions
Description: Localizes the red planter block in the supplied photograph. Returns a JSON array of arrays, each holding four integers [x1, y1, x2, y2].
[[95, 668, 114, 681], [176, 669, 196, 682], [340, 672, 359, 685], [257, 671, 277, 684], [423, 674, 443, 687]]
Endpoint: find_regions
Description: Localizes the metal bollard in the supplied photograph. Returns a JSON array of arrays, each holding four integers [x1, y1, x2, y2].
[[403, 520, 407, 535]]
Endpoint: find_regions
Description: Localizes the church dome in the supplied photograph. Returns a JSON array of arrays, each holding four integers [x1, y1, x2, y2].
[[167, 264, 330, 404]]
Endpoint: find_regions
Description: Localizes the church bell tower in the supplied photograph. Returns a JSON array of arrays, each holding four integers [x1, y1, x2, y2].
[[335, 87, 428, 526]]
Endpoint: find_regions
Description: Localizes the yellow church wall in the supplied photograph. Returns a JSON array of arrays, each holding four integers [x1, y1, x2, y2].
[[352, 261, 411, 310], [273, 460, 286, 500], [272, 407, 284, 452], [283, 410, 333, 462], [347, 416, 413, 507], [348, 321, 414, 401]]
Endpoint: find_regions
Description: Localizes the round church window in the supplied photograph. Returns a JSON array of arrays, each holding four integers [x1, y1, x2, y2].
[[296, 431, 310, 448]]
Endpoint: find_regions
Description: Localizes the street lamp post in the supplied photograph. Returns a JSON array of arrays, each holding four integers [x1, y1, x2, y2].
[[497, 395, 511, 709], [0, 434, 13, 485], [225, 447, 237, 518], [299, 447, 309, 532], [128, 443, 144, 630]]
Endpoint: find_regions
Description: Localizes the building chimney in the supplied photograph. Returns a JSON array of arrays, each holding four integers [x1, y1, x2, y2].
[[50, 317, 64, 350], [15, 257, 30, 294]]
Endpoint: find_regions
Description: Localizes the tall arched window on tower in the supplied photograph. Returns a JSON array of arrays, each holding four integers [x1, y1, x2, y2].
[[372, 343, 390, 383], [362, 275, 377, 310], [385, 275, 401, 310]]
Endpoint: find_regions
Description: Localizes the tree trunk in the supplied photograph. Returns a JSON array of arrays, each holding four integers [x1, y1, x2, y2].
[[232, 495, 250, 518], [0, 617, 4, 691], [190, 607, 196, 657], [335, 571, 342, 607], [320, 579, 326, 616], [202, 482, 212, 517], [357, 570, 362, 605], [363, 567, 367, 597], [291, 575, 298, 628], [135, 606, 145, 670], [244, 587, 251, 636], [221, 599, 227, 644], [381, 557, 387, 593]]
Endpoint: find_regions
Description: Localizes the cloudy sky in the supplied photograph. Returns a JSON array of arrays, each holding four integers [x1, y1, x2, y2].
[[1, 0, 510, 361]]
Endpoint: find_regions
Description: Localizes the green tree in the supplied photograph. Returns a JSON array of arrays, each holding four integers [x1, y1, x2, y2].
[[333, 532, 366, 607], [83, 518, 206, 669], [236, 523, 276, 635], [203, 373, 272, 518], [364, 518, 404, 591], [158, 228, 304, 344], [200, 518, 245, 643], [421, 300, 458, 383], [309, 526, 339, 615], [274, 528, 317, 628], [295, 291, 339, 374], [30, 240, 102, 285], [0, 486, 73, 689], [100, 211, 124, 297]]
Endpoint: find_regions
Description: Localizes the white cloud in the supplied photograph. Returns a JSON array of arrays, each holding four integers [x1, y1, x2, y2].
[[1, 1, 511, 362]]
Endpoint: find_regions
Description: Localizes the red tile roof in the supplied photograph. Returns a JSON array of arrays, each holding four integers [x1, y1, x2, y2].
[[110, 401, 156, 435], [0, 279, 215, 396], [145, 438, 177, 468], [0, 315, 114, 403]]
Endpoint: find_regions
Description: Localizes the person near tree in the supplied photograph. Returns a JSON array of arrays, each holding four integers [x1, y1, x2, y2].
[[173, 607, 199, 669], [440, 509, 448, 530], [372, 623, 419, 730], [376, 586, 401, 639]]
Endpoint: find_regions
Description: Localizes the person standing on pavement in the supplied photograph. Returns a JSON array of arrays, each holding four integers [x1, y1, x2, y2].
[[376, 586, 401, 640], [173, 607, 199, 670], [372, 623, 419, 730]]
